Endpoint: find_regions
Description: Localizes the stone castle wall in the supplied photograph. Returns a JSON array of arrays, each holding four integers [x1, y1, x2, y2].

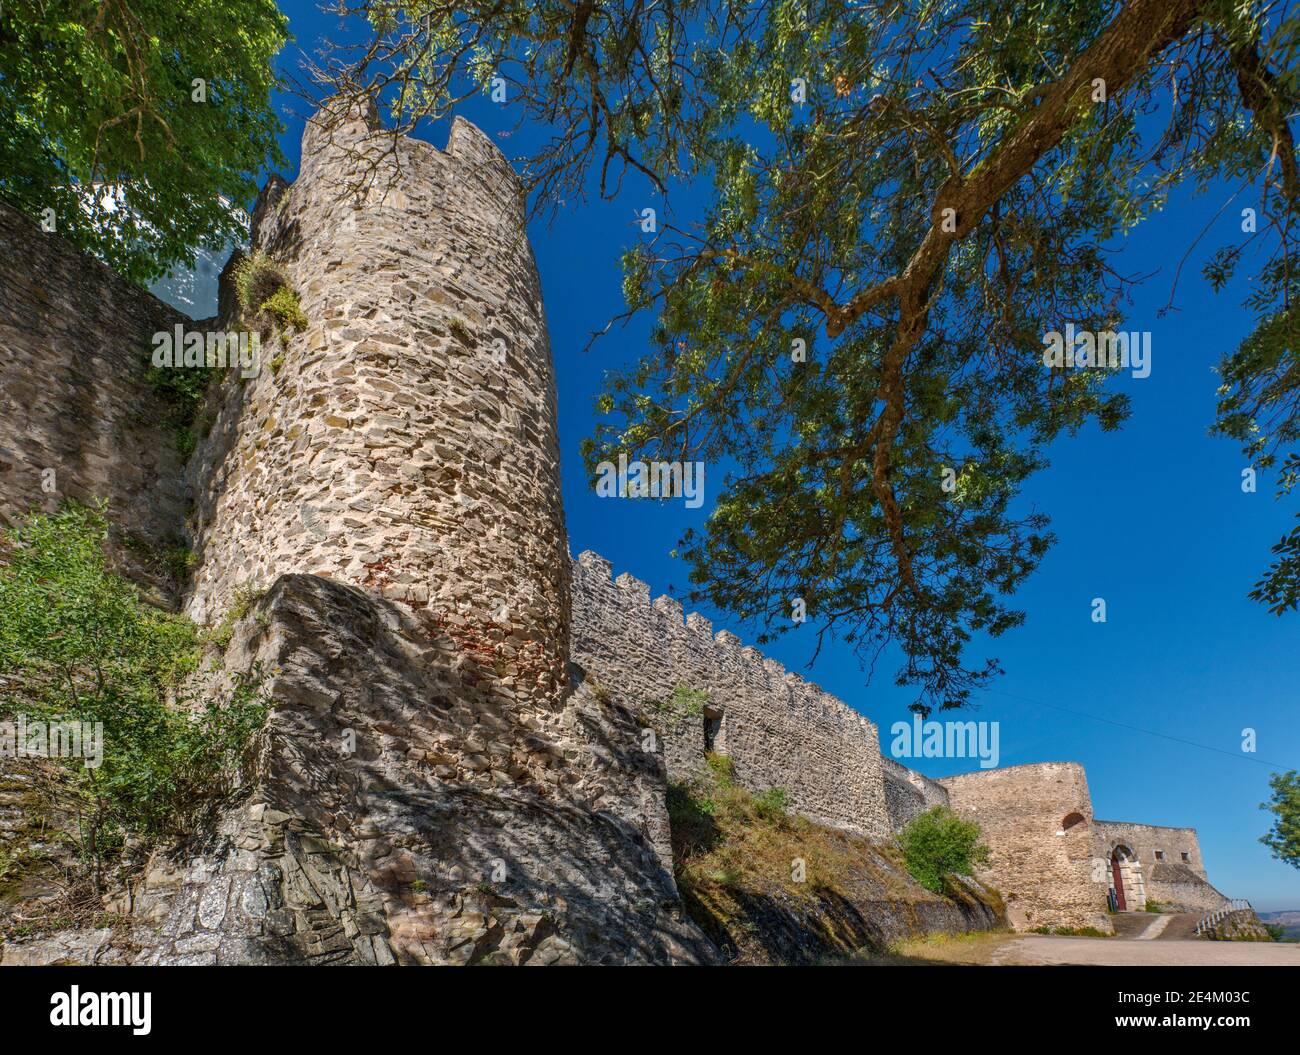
[[1092, 819, 1207, 877], [0, 202, 190, 598], [0, 100, 1233, 958], [1093, 819, 1228, 912], [881, 756, 951, 830], [569, 550, 891, 840], [940, 762, 1112, 932], [183, 99, 569, 711]]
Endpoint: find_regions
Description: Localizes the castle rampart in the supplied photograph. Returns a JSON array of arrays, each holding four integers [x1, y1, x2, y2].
[[569, 549, 891, 839], [881, 755, 951, 830], [0, 202, 189, 598], [940, 762, 1112, 932]]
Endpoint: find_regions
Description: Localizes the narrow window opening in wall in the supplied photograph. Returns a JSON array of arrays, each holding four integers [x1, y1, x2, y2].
[[1060, 812, 1085, 833], [702, 709, 723, 754], [1181, 852, 1190, 863], [1155, 850, 1165, 861]]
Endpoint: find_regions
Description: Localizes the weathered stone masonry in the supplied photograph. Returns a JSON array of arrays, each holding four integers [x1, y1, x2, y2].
[[881, 756, 951, 831], [1093, 819, 1227, 912], [184, 98, 570, 713], [940, 763, 1109, 932], [0, 201, 189, 599], [127, 100, 720, 964], [570, 550, 891, 840]]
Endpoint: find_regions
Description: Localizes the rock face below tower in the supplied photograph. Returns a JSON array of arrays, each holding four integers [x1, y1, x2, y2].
[[129, 576, 713, 965]]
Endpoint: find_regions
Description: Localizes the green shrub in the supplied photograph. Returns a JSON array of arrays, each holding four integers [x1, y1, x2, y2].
[[260, 286, 308, 333], [144, 347, 216, 458], [233, 251, 286, 313], [753, 786, 790, 822], [704, 751, 734, 788], [233, 251, 307, 334], [649, 683, 710, 730], [0, 502, 268, 887], [898, 806, 991, 894], [205, 582, 268, 651]]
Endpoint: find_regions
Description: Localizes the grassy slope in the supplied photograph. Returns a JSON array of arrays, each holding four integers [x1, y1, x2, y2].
[[667, 756, 1005, 964]]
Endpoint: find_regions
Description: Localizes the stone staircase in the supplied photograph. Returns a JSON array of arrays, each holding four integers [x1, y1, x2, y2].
[[1195, 900, 1270, 941]]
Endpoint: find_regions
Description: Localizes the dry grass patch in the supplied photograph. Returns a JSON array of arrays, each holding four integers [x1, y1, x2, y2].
[[667, 754, 994, 964]]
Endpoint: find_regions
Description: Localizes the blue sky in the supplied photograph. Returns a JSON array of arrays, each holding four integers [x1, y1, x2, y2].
[[265, 4, 1298, 910]]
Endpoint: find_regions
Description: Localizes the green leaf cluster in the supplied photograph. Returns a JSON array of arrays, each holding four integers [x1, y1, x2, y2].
[[898, 805, 991, 894], [0, 502, 268, 883], [0, 0, 288, 283], [1260, 769, 1300, 869]]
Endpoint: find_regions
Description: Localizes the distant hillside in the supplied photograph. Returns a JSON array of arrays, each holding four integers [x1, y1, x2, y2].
[[1258, 911, 1300, 940], [1259, 910, 1300, 924]]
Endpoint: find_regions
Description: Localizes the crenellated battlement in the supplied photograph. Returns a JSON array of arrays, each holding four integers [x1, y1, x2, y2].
[[574, 548, 876, 730], [569, 549, 889, 838]]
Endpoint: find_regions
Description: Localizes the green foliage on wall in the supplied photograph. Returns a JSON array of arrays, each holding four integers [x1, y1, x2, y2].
[[143, 344, 217, 459], [898, 805, 991, 894], [0, 502, 267, 887], [234, 251, 307, 334], [649, 682, 710, 730]]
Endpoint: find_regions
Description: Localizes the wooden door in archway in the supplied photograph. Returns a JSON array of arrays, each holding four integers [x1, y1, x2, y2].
[[1111, 849, 1127, 911]]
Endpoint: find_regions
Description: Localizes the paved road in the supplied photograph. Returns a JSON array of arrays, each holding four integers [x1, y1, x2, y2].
[[990, 935, 1300, 966]]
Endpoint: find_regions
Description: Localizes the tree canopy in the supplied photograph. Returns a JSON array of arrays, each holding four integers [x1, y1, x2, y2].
[[1260, 770, 1300, 869], [0, 0, 289, 283], [326, 0, 1299, 711]]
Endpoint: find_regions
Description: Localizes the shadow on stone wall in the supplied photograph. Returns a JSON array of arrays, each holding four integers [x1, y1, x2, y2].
[[3, 573, 716, 966]]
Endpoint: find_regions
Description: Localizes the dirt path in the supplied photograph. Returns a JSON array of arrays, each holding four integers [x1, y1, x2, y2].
[[884, 918, 1300, 966], [1155, 913, 1203, 941], [989, 935, 1300, 966], [1134, 914, 1172, 939]]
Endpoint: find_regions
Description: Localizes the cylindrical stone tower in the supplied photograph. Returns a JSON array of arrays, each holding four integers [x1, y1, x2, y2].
[[185, 98, 570, 708]]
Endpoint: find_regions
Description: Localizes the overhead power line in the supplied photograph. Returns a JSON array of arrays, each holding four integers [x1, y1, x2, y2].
[[983, 687, 1293, 770]]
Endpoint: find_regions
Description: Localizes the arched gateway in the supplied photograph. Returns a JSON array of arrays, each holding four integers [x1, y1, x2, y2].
[[1110, 845, 1144, 911]]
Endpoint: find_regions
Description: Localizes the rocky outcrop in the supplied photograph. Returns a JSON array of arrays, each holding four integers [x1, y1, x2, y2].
[[690, 870, 1004, 967], [118, 574, 715, 965], [1200, 907, 1272, 942]]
